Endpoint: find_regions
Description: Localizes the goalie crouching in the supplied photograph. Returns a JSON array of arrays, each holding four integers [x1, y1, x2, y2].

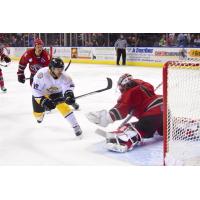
[[87, 73, 163, 152], [32, 57, 82, 139]]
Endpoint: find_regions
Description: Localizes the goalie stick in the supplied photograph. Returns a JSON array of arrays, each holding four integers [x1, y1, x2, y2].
[[75, 77, 112, 99], [25, 60, 72, 80], [155, 82, 162, 91], [95, 128, 113, 138]]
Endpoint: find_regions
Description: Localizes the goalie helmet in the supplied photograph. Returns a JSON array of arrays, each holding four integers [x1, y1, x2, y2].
[[34, 38, 44, 46], [117, 73, 133, 92], [49, 57, 65, 70]]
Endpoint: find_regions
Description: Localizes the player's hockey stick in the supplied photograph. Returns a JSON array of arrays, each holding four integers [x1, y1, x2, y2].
[[31, 78, 111, 106], [64, 60, 71, 71], [0, 63, 7, 67], [75, 77, 112, 99]]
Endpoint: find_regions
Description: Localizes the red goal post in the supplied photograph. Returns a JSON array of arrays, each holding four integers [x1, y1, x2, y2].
[[163, 60, 200, 165]]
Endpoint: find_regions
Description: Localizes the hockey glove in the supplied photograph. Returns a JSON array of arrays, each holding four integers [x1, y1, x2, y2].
[[17, 73, 25, 83], [40, 97, 56, 110], [49, 92, 65, 105], [3, 55, 11, 63], [64, 90, 75, 105], [86, 110, 113, 127]]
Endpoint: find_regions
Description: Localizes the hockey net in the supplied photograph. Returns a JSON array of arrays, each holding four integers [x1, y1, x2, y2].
[[163, 60, 200, 165]]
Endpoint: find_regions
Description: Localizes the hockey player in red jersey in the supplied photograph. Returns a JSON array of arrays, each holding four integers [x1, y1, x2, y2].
[[17, 38, 51, 85], [0, 44, 11, 92], [87, 73, 163, 153]]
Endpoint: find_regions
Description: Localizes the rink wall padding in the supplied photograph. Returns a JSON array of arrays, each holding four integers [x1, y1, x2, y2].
[[7, 47, 200, 68]]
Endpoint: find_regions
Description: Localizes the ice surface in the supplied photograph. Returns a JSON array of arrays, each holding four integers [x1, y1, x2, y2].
[[0, 62, 163, 165]]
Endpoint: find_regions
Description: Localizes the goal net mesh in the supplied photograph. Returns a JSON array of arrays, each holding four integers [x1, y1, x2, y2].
[[164, 61, 200, 165]]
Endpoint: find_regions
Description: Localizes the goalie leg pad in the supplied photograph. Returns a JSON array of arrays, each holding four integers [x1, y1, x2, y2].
[[106, 123, 142, 153]]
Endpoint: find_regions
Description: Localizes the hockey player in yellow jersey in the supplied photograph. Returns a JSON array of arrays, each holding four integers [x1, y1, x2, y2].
[[32, 57, 82, 138]]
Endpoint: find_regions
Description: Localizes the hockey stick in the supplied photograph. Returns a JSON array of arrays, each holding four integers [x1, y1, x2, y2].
[[155, 82, 162, 91], [118, 111, 133, 128], [64, 60, 71, 71], [31, 78, 112, 107], [75, 77, 112, 99], [95, 128, 113, 138], [0, 63, 7, 67], [25, 60, 72, 81]]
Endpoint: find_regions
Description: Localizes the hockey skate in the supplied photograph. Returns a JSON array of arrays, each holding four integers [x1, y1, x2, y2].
[[1, 86, 7, 93], [73, 125, 83, 139], [35, 113, 45, 123]]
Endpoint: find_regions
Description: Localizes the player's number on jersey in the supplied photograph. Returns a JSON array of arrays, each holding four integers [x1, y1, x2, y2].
[[34, 83, 39, 89]]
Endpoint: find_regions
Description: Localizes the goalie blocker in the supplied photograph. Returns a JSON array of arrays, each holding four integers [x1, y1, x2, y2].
[[87, 73, 163, 153]]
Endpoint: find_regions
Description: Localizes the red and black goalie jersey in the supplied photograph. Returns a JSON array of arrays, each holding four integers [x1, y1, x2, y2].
[[109, 79, 163, 121]]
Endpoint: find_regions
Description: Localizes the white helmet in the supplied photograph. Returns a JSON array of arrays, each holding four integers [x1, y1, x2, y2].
[[117, 73, 133, 92]]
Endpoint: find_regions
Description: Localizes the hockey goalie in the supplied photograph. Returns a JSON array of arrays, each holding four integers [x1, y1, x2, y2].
[[87, 73, 163, 153]]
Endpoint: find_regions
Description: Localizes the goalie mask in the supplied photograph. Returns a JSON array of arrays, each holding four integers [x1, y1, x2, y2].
[[117, 73, 133, 92]]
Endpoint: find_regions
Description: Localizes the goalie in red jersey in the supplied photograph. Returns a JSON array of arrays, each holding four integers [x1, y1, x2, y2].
[[0, 44, 11, 92], [17, 38, 51, 86], [87, 73, 163, 153]]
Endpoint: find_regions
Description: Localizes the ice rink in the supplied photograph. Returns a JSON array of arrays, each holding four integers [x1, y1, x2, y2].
[[0, 61, 163, 165]]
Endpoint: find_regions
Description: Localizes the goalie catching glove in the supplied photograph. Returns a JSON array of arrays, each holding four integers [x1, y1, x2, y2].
[[86, 110, 113, 127], [106, 123, 142, 153], [64, 90, 75, 105]]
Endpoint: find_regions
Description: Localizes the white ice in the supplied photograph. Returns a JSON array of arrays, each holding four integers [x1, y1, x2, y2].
[[0, 61, 163, 165]]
